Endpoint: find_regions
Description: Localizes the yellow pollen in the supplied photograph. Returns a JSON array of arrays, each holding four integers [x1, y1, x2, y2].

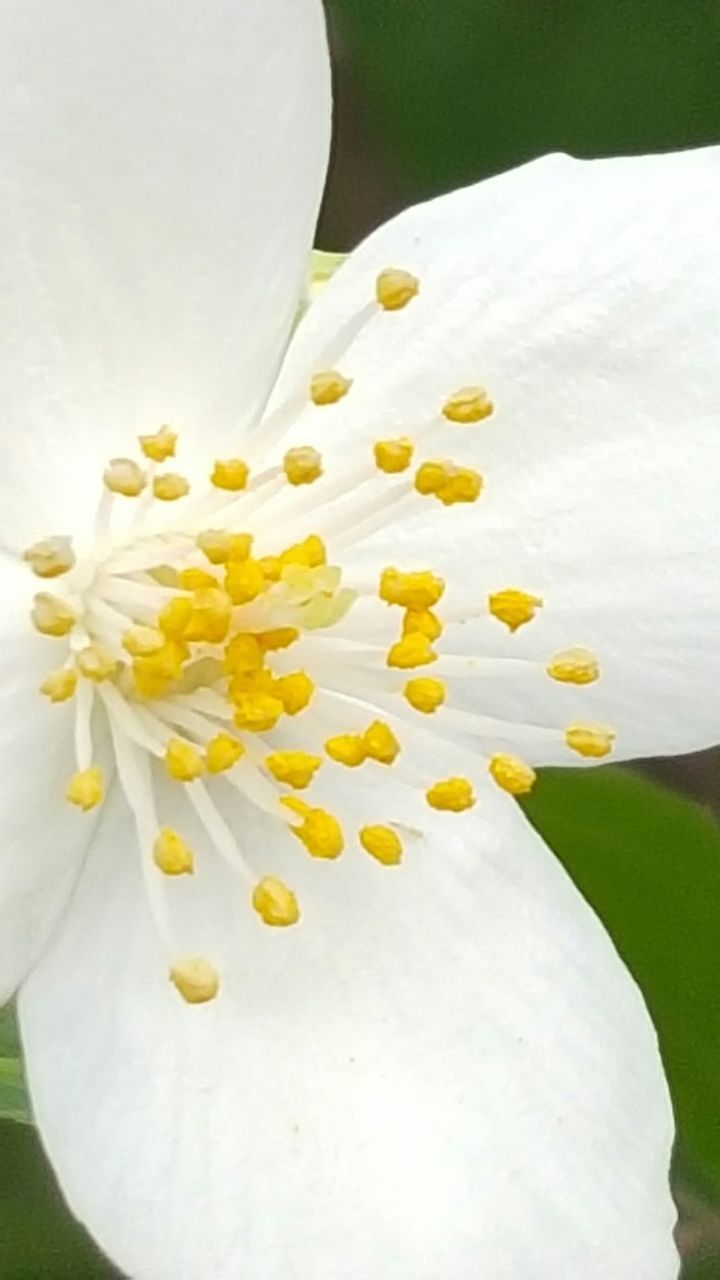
[[211, 458, 249, 491], [265, 750, 322, 790], [225, 558, 266, 604], [178, 567, 218, 591], [184, 588, 232, 644], [206, 733, 245, 773], [402, 608, 443, 641], [442, 385, 494, 424], [310, 370, 352, 406], [255, 627, 300, 652], [233, 692, 285, 733], [363, 720, 401, 765], [373, 437, 414, 474], [103, 457, 147, 497], [283, 446, 323, 486], [414, 460, 483, 505], [258, 555, 282, 582], [157, 596, 194, 640], [223, 633, 264, 675], [404, 676, 446, 714], [547, 647, 600, 685], [359, 824, 403, 865], [76, 643, 117, 682], [31, 592, 76, 638], [488, 754, 537, 796], [279, 534, 327, 570], [284, 801, 344, 859], [122, 625, 166, 658], [379, 568, 445, 611], [40, 668, 78, 703], [565, 723, 616, 759], [375, 268, 420, 311], [66, 767, 104, 811], [387, 632, 437, 669], [153, 827, 194, 875], [488, 588, 543, 633], [426, 777, 476, 812], [132, 641, 188, 698], [152, 472, 190, 502], [325, 734, 367, 767], [165, 738, 204, 782], [196, 530, 252, 565], [414, 460, 449, 496], [274, 671, 315, 715], [169, 957, 220, 1005], [23, 536, 75, 579], [252, 876, 300, 927], [139, 425, 177, 462]]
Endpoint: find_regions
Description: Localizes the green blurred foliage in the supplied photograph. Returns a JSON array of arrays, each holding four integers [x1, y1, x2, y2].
[[330, 0, 720, 192]]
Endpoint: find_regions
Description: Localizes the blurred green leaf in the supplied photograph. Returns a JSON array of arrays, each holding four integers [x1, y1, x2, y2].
[[523, 766, 720, 1199], [0, 1005, 30, 1125]]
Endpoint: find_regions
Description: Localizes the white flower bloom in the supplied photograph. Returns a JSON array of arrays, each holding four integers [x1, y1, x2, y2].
[[1, 0, 717, 1276]]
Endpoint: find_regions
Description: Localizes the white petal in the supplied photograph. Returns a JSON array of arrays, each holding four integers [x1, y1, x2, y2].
[[0, 0, 330, 546], [20, 781, 676, 1279], [0, 555, 97, 1000], [261, 148, 720, 763]]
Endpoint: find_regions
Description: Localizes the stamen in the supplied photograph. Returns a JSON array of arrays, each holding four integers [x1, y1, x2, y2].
[[325, 734, 367, 767], [76, 643, 118, 682], [379, 568, 445, 611], [283, 446, 323, 486], [265, 751, 322, 789], [169, 957, 220, 1005], [165, 738, 205, 782], [375, 268, 420, 311], [442, 386, 494, 424], [252, 876, 300, 927], [359, 824, 403, 865], [211, 459, 250, 492], [363, 720, 401, 765], [233, 692, 285, 733], [374, 438, 414, 474], [402, 608, 443, 641], [488, 754, 537, 795], [546, 647, 600, 685], [122, 625, 166, 658], [153, 828, 195, 876], [414, 460, 484, 505], [23, 536, 75, 579], [31, 592, 76, 637], [66, 767, 104, 811], [282, 798, 344, 859], [426, 777, 476, 812], [103, 458, 147, 497], [152, 472, 190, 501], [40, 668, 77, 703], [565, 724, 616, 758], [206, 733, 246, 773], [488, 588, 543, 632], [139, 426, 177, 462], [387, 633, 437, 669], [310, 370, 352, 406], [403, 677, 446, 714]]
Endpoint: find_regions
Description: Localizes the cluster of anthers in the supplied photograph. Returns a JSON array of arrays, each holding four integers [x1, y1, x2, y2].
[[25, 268, 613, 1005]]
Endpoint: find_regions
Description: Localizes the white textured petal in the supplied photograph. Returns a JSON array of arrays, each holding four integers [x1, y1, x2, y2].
[[21, 780, 676, 1279], [0, 555, 98, 1000], [0, 0, 330, 546], [259, 147, 720, 764]]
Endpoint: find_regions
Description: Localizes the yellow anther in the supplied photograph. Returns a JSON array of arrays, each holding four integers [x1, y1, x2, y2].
[[76, 643, 117, 682], [414, 460, 450, 496], [375, 268, 420, 311], [404, 677, 446, 714], [184, 588, 232, 644], [426, 777, 476, 812], [258, 555, 282, 582], [225, 558, 267, 604], [283, 446, 323, 486], [233, 692, 285, 733], [414, 460, 483, 505], [387, 633, 437, 669], [153, 827, 194, 876], [252, 876, 300, 927], [255, 627, 300, 652], [402, 608, 443, 642], [31, 592, 76, 638], [103, 457, 147, 497], [66, 767, 104, 811], [169, 957, 220, 1005], [442, 385, 494, 424], [206, 733, 245, 773], [196, 530, 252, 566], [211, 458, 249, 491], [139, 425, 177, 462], [23, 536, 75, 579], [310, 370, 352, 406], [373, 437, 414, 474], [325, 734, 368, 767], [40, 668, 77, 703], [132, 641, 188, 698], [165, 738, 204, 782], [379, 567, 445, 611], [157, 596, 194, 640], [565, 724, 616, 759], [265, 751, 322, 790], [488, 588, 543, 633], [229, 668, 275, 700], [488, 754, 537, 796], [121, 625, 165, 658], [363, 720, 401, 765], [274, 671, 315, 715], [223, 633, 263, 675], [227, 534, 254, 562], [546, 647, 600, 686], [152, 472, 190, 501], [178, 567, 218, 591], [280, 795, 310, 819], [286, 803, 344, 860], [279, 534, 327, 570], [359, 824, 403, 866]]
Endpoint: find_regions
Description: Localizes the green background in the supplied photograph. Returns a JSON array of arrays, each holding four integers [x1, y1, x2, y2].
[[3, 1, 720, 1274]]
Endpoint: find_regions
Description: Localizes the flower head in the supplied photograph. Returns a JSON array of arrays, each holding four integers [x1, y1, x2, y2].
[[2, 2, 718, 1277]]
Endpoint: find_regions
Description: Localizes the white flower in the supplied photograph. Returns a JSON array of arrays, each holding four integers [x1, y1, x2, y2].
[[1, 1, 717, 1276]]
